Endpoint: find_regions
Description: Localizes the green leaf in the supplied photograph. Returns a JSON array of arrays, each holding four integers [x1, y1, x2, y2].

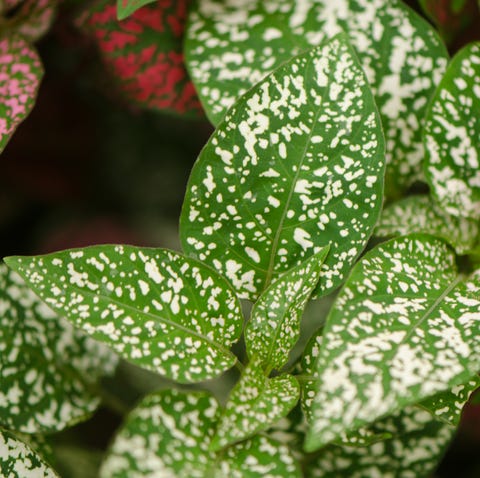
[[424, 42, 480, 219], [185, 0, 447, 195], [300, 329, 392, 447], [300, 327, 478, 445], [419, 374, 480, 426], [245, 247, 329, 370], [180, 34, 385, 301], [0, 35, 43, 154], [299, 328, 323, 423], [4, 245, 243, 383], [116, 0, 156, 20], [211, 356, 300, 451], [0, 429, 58, 477], [375, 195, 479, 254], [0, 264, 118, 433], [304, 234, 480, 451], [99, 389, 301, 477], [306, 407, 454, 478]]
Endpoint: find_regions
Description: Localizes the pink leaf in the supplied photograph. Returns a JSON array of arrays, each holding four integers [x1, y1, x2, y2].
[[0, 35, 43, 154]]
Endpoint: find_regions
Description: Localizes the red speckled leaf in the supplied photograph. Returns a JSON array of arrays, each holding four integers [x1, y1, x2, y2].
[[418, 0, 477, 43], [79, 0, 202, 117], [0, 35, 43, 154], [117, 0, 157, 20]]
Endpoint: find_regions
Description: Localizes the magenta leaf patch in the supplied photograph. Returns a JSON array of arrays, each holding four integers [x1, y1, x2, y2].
[[80, 0, 202, 117], [117, 0, 157, 20], [0, 35, 43, 154]]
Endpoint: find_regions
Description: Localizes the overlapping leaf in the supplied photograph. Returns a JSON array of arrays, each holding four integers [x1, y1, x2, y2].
[[186, 0, 447, 195], [5, 245, 243, 383], [211, 356, 300, 450], [419, 375, 480, 426], [181, 35, 385, 300], [79, 0, 202, 116], [116, 0, 156, 20], [300, 329, 392, 447], [424, 42, 480, 219], [304, 234, 480, 451], [245, 247, 329, 370], [0, 264, 118, 433], [0, 35, 43, 154], [99, 389, 301, 477], [307, 407, 454, 478], [0, 429, 58, 477], [300, 325, 478, 446], [375, 195, 479, 254]]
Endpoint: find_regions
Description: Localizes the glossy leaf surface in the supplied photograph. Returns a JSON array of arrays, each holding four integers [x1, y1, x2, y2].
[[0, 264, 118, 433], [424, 42, 480, 219], [100, 389, 301, 477], [186, 0, 447, 195], [181, 35, 385, 300], [305, 234, 480, 450], [5, 246, 243, 383]]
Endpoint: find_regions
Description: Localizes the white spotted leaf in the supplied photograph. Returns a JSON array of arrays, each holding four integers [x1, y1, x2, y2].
[[4, 245, 243, 384], [418, 374, 480, 426], [307, 407, 454, 478], [0, 429, 58, 477], [186, 0, 447, 196], [304, 234, 480, 451], [424, 42, 480, 219], [180, 35, 385, 301], [100, 389, 302, 477], [245, 246, 329, 370], [375, 195, 479, 254], [211, 355, 300, 451], [300, 329, 392, 448], [0, 264, 118, 434], [300, 327, 477, 446]]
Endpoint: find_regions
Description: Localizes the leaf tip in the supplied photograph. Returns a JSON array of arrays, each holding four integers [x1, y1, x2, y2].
[[3, 255, 22, 271]]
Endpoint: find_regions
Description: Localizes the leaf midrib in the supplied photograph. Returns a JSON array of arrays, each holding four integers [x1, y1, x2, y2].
[[263, 106, 323, 290]]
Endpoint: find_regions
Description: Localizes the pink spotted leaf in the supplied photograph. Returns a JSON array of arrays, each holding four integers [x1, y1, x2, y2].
[[0, 35, 43, 155]]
